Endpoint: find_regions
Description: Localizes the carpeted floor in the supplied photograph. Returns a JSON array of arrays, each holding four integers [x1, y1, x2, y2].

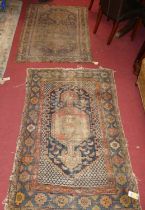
[[0, 0, 145, 209]]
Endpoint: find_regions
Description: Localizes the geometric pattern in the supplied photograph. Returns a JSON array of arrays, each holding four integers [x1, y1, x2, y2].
[[5, 68, 141, 210], [38, 83, 112, 188]]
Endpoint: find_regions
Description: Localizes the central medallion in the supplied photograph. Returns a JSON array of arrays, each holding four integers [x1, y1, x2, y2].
[[51, 91, 90, 170], [48, 87, 97, 176]]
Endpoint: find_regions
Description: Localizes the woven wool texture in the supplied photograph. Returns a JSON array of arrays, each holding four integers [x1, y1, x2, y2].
[[5, 68, 141, 210]]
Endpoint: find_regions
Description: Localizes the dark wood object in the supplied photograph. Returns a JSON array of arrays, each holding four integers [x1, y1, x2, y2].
[[39, 0, 49, 2], [90, 0, 145, 45], [134, 40, 145, 76], [115, 0, 145, 39], [88, 0, 95, 10]]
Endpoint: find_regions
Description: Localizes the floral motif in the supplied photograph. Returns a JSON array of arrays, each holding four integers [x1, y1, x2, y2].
[[27, 124, 35, 132], [108, 127, 118, 137], [104, 102, 113, 110], [102, 92, 112, 100], [110, 141, 120, 150], [21, 155, 33, 165], [24, 138, 34, 147], [34, 193, 47, 206], [116, 174, 127, 185], [54, 196, 68, 208], [120, 195, 131, 207], [19, 171, 30, 182], [112, 155, 124, 165], [31, 97, 38, 104], [15, 192, 25, 205], [100, 196, 112, 208], [32, 86, 39, 92], [78, 197, 91, 209], [106, 115, 115, 123]]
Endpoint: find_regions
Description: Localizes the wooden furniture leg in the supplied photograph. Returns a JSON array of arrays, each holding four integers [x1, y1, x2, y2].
[[88, 0, 95, 10], [115, 19, 136, 38], [93, 7, 103, 34], [107, 21, 119, 45], [131, 17, 142, 41], [134, 40, 145, 75]]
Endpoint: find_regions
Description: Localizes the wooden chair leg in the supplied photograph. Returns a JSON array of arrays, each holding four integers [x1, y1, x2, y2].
[[131, 17, 142, 41], [107, 21, 119, 45], [93, 7, 103, 34], [88, 0, 95, 10]]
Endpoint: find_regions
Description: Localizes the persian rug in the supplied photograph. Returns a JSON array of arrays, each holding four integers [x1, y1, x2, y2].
[[5, 68, 141, 210], [0, 0, 22, 79], [17, 5, 92, 63]]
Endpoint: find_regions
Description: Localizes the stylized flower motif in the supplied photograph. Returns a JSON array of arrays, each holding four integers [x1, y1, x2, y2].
[[33, 76, 39, 81], [103, 83, 110, 89], [104, 103, 113, 110], [32, 86, 39, 92], [92, 205, 101, 210], [54, 196, 68, 208], [106, 115, 115, 123], [112, 155, 124, 165], [102, 92, 112, 100], [31, 97, 38, 104], [116, 174, 127, 185], [110, 141, 120, 150], [27, 124, 35, 132], [108, 128, 118, 137], [19, 171, 30, 182], [120, 195, 131, 207], [22, 155, 33, 165], [15, 192, 25, 205], [29, 110, 37, 122], [78, 197, 91, 209], [34, 193, 47, 206], [100, 196, 112, 208], [25, 138, 34, 147]]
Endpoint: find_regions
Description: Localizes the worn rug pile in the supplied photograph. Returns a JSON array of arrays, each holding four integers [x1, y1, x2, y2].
[[17, 5, 92, 63], [0, 0, 22, 79], [5, 68, 141, 210]]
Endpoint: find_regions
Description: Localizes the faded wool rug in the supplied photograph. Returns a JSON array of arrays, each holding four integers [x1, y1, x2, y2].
[[0, 0, 22, 78], [5, 68, 141, 210], [17, 5, 92, 63]]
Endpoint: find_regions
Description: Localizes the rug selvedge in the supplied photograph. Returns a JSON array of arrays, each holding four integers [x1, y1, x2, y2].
[[5, 68, 141, 210]]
